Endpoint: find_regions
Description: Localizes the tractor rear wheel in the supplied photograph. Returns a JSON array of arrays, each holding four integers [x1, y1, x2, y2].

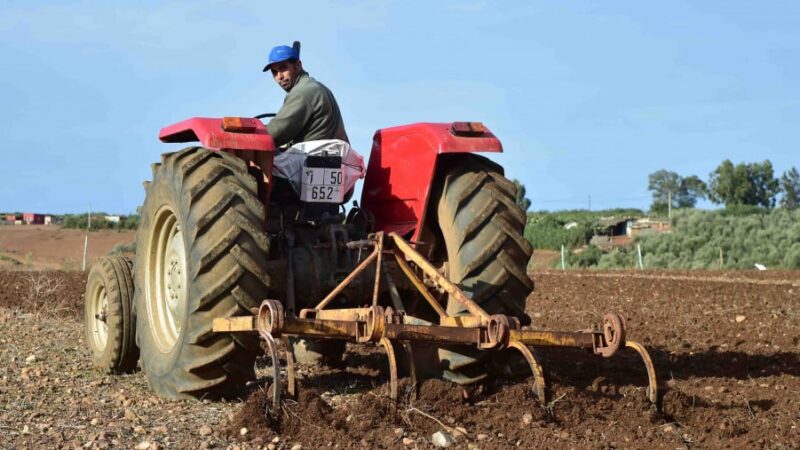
[[433, 155, 533, 384], [134, 147, 270, 400], [85, 255, 138, 373]]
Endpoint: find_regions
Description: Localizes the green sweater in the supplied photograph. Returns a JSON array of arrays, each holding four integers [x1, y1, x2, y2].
[[267, 72, 349, 147]]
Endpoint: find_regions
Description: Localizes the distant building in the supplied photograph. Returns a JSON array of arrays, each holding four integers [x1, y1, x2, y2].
[[629, 218, 671, 236], [590, 234, 631, 250], [104, 215, 121, 223], [597, 217, 635, 237], [5, 214, 17, 224], [23, 213, 45, 225]]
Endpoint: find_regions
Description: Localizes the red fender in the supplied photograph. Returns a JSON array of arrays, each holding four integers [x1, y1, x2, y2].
[[158, 117, 275, 151], [360, 122, 502, 241]]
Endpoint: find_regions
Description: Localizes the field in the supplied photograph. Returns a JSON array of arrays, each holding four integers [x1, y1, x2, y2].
[[0, 226, 135, 270], [1, 266, 798, 449]]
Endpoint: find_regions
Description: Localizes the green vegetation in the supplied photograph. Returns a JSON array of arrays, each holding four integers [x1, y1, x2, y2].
[[0, 254, 22, 266], [527, 206, 800, 269], [648, 160, 798, 212], [61, 213, 139, 230], [780, 167, 800, 209], [565, 244, 603, 268], [524, 208, 643, 250], [648, 169, 707, 213], [708, 160, 780, 208], [594, 209, 800, 269], [512, 179, 532, 211], [110, 241, 136, 255]]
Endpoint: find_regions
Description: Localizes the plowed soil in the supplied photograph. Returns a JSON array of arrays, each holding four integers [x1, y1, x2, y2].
[[1, 269, 798, 449]]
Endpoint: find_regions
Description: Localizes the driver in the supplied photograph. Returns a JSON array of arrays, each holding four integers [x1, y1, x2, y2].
[[263, 43, 349, 147]]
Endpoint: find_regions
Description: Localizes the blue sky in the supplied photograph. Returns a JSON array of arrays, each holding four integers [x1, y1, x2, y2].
[[1, 0, 798, 214]]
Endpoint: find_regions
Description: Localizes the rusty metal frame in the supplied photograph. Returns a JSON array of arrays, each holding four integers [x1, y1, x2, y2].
[[213, 231, 660, 413]]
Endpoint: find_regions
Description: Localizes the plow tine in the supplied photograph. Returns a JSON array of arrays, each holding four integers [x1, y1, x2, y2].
[[283, 336, 297, 399], [260, 332, 282, 416], [402, 342, 418, 401], [624, 340, 659, 405], [380, 337, 399, 406], [508, 340, 547, 404]]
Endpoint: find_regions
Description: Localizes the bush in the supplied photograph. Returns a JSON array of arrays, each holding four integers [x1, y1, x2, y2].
[[524, 209, 643, 251], [566, 245, 603, 268], [110, 241, 136, 255], [718, 204, 769, 217], [525, 215, 593, 250]]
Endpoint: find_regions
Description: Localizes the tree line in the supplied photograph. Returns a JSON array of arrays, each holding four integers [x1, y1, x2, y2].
[[648, 160, 799, 213], [61, 213, 139, 230]]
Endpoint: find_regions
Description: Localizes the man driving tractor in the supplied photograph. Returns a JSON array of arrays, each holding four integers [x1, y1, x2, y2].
[[263, 42, 349, 147]]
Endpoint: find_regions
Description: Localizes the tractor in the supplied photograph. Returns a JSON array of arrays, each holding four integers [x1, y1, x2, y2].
[[84, 116, 658, 409]]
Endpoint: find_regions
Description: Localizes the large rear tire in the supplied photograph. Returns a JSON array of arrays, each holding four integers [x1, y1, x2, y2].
[[134, 147, 270, 400], [434, 155, 533, 384], [85, 255, 138, 373]]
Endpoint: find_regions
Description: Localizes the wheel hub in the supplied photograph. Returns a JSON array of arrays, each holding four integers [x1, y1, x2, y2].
[[89, 284, 109, 351], [166, 241, 185, 322], [146, 208, 187, 353]]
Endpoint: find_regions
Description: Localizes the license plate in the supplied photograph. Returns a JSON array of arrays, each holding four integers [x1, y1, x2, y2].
[[300, 167, 343, 203]]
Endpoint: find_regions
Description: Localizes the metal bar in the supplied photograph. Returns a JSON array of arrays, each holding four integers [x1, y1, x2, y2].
[[314, 248, 378, 310], [213, 316, 256, 332], [439, 315, 482, 328], [389, 232, 490, 322], [510, 329, 597, 349], [283, 336, 297, 399], [281, 316, 359, 339], [392, 250, 448, 318], [372, 232, 384, 306], [384, 265, 405, 312], [384, 323, 481, 345], [346, 239, 375, 249], [301, 307, 371, 322], [286, 232, 296, 314]]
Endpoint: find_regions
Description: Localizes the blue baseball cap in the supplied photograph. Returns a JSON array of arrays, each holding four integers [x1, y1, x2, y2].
[[262, 45, 299, 72]]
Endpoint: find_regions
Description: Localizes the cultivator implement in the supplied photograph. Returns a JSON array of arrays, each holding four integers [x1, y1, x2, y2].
[[213, 232, 659, 414]]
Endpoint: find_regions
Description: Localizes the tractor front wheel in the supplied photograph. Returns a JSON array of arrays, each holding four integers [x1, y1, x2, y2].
[[84, 255, 138, 373]]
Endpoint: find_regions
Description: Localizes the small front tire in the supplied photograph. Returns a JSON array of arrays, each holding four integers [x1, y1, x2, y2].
[[84, 256, 139, 373]]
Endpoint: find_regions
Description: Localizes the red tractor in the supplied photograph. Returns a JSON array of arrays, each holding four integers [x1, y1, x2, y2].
[[84, 116, 537, 399]]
